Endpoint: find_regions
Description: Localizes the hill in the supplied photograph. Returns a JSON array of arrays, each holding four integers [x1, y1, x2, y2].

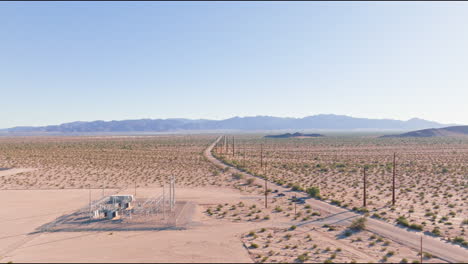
[[265, 132, 324, 138], [2, 114, 455, 134], [381, 126, 468, 138]]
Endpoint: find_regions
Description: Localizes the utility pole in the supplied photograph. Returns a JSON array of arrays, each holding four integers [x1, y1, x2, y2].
[[170, 177, 173, 211], [232, 136, 235, 157], [260, 144, 263, 169], [264, 158, 268, 209], [264, 176, 268, 208], [243, 146, 246, 167], [163, 184, 166, 220], [89, 185, 92, 219], [225, 136, 228, 153], [173, 175, 176, 209], [363, 166, 367, 208], [293, 195, 297, 215], [420, 235, 423, 264], [392, 152, 396, 206]]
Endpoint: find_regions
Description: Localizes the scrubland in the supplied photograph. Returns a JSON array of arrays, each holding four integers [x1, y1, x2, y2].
[[0, 135, 228, 189], [215, 135, 468, 245], [0, 134, 466, 263]]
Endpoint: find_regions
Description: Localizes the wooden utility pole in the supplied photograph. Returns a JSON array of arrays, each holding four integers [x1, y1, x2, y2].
[[420, 235, 423, 264], [392, 152, 396, 206], [293, 195, 297, 215], [232, 136, 235, 156], [264, 156, 268, 209], [225, 136, 228, 153], [363, 166, 367, 208], [89, 185, 92, 218], [260, 144, 263, 168], [243, 146, 246, 167], [264, 177, 268, 208], [163, 184, 166, 220]]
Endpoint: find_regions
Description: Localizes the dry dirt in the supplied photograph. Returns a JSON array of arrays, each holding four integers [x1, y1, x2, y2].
[[0, 134, 465, 262], [216, 135, 468, 244]]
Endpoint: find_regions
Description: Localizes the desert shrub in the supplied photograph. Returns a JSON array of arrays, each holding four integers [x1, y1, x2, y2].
[[291, 184, 304, 191], [306, 186, 321, 198], [431, 227, 441, 236], [331, 199, 342, 206], [232, 173, 243, 180], [274, 206, 283, 212], [372, 213, 381, 219], [353, 207, 369, 214], [350, 217, 367, 231], [250, 243, 259, 249], [397, 216, 410, 227], [453, 236, 467, 246], [296, 253, 309, 262], [409, 223, 423, 231]]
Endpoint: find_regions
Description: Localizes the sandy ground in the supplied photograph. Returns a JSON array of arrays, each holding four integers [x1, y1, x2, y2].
[[0, 136, 465, 263], [0, 187, 270, 263], [0, 168, 36, 178]]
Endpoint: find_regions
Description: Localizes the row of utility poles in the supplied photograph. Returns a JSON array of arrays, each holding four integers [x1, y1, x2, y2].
[[216, 135, 399, 209], [215, 135, 425, 262]]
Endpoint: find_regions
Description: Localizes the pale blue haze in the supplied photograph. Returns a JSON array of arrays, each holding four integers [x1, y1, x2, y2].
[[1, 2, 468, 128]]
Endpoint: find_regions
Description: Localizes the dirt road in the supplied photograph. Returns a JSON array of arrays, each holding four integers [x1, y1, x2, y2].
[[204, 136, 468, 263]]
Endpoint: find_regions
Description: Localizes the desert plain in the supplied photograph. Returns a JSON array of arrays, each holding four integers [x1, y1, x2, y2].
[[0, 134, 466, 263]]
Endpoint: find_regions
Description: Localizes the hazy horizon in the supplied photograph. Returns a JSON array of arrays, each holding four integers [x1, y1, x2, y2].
[[2, 2, 468, 128], [1, 113, 461, 130]]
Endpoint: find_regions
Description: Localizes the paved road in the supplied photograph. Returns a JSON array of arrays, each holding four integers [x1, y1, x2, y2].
[[204, 136, 468, 263]]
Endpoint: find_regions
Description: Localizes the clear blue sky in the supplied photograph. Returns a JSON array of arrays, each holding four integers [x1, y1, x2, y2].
[[1, 2, 467, 128]]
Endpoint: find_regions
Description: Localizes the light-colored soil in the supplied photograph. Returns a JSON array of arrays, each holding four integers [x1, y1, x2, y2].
[[241, 225, 445, 263], [0, 135, 465, 263], [216, 135, 468, 242], [0, 187, 264, 263], [0, 168, 36, 178]]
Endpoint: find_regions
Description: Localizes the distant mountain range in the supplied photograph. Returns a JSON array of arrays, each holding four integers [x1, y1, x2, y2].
[[381, 126, 468, 138], [265, 132, 324, 138], [1, 115, 458, 134]]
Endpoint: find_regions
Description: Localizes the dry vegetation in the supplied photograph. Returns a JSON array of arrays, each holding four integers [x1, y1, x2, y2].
[[0, 133, 466, 263], [215, 134, 468, 245], [0, 135, 232, 189], [241, 225, 445, 263]]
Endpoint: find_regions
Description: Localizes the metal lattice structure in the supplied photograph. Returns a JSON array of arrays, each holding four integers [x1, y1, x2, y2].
[[37, 176, 180, 233]]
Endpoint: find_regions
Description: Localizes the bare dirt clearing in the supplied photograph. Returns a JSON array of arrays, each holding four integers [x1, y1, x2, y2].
[[1, 187, 265, 263]]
